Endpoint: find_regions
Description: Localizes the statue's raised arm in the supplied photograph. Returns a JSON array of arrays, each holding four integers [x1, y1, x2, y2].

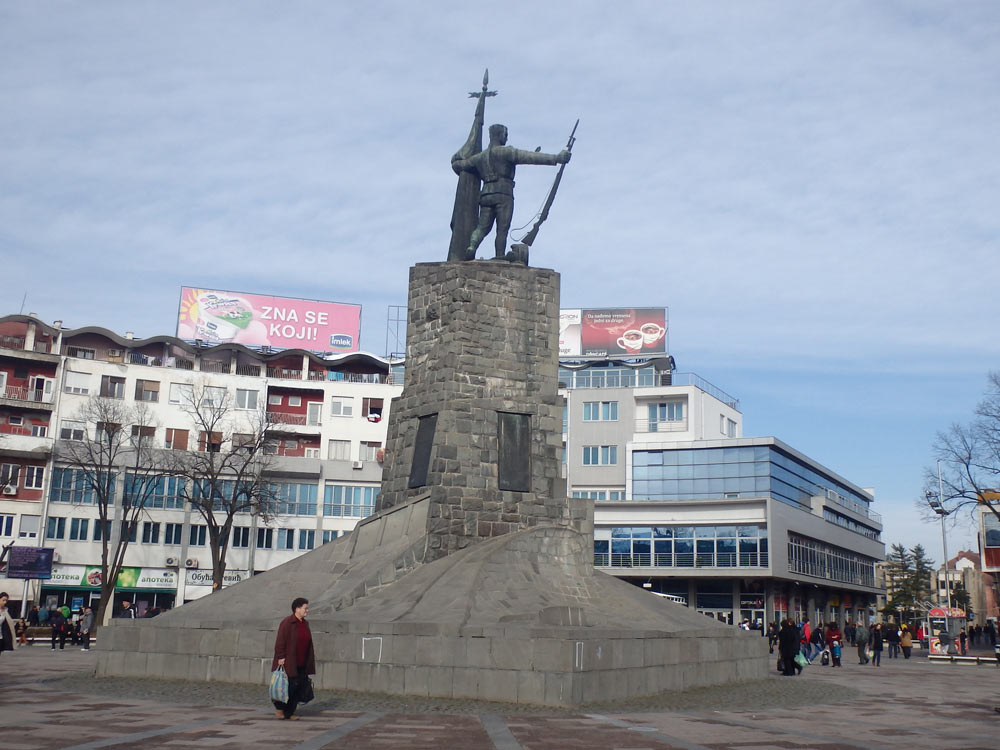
[[453, 124, 570, 262]]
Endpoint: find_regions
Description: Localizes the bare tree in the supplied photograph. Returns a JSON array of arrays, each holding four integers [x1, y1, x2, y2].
[[168, 382, 278, 591], [924, 371, 1000, 524], [56, 397, 166, 627]]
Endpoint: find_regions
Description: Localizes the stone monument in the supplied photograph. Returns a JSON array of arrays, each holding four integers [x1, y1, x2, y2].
[[95, 76, 768, 706]]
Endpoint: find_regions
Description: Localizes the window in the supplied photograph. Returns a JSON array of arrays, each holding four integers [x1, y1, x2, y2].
[[168, 382, 193, 405], [63, 370, 91, 394], [256, 527, 274, 549], [31, 423, 47, 437], [100, 375, 125, 399], [298, 529, 315, 550], [583, 401, 618, 421], [50, 467, 108, 504], [648, 401, 684, 431], [0, 513, 14, 537], [69, 518, 89, 541], [330, 397, 353, 417], [322, 530, 339, 544], [328, 439, 350, 460], [8, 415, 22, 425], [304, 447, 320, 459], [277, 528, 295, 550], [66, 346, 95, 360], [23, 466, 44, 490], [119, 521, 138, 543], [165, 428, 189, 451], [60, 420, 86, 441], [189, 525, 207, 546], [1, 463, 19, 490], [323, 485, 379, 518], [131, 379, 159, 402], [236, 389, 259, 410], [268, 394, 282, 406], [231, 526, 250, 548], [46, 516, 66, 540], [18, 514, 39, 539], [360, 441, 381, 461], [198, 431, 223, 452], [130, 425, 155, 447], [726, 418, 737, 438], [164, 523, 183, 545], [142, 521, 160, 544], [92, 520, 111, 541], [201, 386, 226, 407], [272, 483, 318, 516], [362, 398, 383, 421], [306, 402, 322, 426], [583, 445, 617, 465], [288, 395, 301, 407]]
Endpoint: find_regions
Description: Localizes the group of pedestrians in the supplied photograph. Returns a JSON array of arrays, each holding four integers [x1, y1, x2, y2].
[[770, 616, 924, 675]]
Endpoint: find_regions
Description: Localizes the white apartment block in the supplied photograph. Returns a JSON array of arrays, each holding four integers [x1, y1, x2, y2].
[[0, 314, 402, 615]]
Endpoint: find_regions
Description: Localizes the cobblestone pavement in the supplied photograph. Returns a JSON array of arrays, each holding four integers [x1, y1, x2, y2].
[[1, 647, 996, 748]]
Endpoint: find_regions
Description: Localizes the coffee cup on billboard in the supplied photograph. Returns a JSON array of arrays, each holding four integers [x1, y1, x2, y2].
[[617, 329, 644, 352], [640, 322, 664, 345]]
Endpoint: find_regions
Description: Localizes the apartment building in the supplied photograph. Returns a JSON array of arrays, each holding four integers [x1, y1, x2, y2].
[[0, 314, 401, 615], [560, 360, 885, 628]]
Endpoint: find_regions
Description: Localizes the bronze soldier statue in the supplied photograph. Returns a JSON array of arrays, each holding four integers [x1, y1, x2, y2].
[[452, 123, 570, 261]]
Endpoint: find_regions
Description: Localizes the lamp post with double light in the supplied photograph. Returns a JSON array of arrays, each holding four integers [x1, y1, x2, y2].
[[925, 461, 954, 643]]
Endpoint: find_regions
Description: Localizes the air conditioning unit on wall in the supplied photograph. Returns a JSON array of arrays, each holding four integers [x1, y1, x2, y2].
[[185, 558, 199, 569], [165, 556, 180, 567], [352, 460, 363, 469], [2, 486, 15, 496]]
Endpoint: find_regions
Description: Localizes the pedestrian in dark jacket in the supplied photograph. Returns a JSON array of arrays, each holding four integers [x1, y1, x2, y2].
[[778, 619, 802, 676], [49, 608, 67, 650], [271, 597, 315, 720], [871, 623, 884, 666]]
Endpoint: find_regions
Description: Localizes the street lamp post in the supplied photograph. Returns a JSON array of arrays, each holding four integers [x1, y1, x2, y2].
[[925, 461, 953, 641]]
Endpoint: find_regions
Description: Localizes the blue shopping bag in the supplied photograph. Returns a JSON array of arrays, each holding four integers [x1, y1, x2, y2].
[[269, 666, 289, 703]]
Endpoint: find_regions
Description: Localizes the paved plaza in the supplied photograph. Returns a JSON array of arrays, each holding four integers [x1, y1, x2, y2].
[[0, 645, 996, 749]]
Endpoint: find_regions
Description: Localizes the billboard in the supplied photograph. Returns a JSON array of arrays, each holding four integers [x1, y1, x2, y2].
[[982, 509, 1000, 571], [559, 308, 667, 357], [6, 546, 54, 579], [177, 287, 361, 352]]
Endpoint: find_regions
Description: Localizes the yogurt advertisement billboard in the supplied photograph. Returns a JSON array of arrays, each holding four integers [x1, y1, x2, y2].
[[559, 308, 667, 357], [176, 287, 361, 352]]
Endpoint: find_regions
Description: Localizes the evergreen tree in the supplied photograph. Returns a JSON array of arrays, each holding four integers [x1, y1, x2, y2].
[[910, 544, 935, 604]]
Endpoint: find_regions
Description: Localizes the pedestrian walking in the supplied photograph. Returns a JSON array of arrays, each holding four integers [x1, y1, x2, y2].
[[79, 606, 94, 651], [900, 624, 913, 659], [886, 622, 901, 658], [831, 639, 842, 667], [871, 623, 884, 667], [767, 622, 779, 654], [855, 621, 870, 664], [271, 597, 315, 720], [959, 628, 967, 656], [0, 592, 16, 656]]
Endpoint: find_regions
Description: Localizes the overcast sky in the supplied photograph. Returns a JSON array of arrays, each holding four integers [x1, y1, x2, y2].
[[3, 2, 998, 560]]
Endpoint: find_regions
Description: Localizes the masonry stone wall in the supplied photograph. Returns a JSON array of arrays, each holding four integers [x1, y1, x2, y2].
[[376, 262, 568, 559]]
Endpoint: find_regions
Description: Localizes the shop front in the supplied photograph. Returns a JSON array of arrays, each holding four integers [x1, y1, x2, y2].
[[40, 564, 178, 616], [181, 568, 249, 602]]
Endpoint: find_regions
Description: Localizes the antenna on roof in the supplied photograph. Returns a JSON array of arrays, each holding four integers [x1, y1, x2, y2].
[[18, 292, 26, 314]]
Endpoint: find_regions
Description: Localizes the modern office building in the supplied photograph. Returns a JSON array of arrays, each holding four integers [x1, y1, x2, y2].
[[560, 360, 885, 628]]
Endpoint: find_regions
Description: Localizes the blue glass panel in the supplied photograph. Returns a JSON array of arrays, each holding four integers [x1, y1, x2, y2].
[[653, 527, 672, 538], [716, 526, 737, 537], [738, 526, 758, 537], [611, 527, 631, 537], [631, 527, 652, 538], [675, 539, 694, 553], [594, 540, 609, 553], [612, 539, 630, 553], [633, 540, 651, 554], [654, 540, 672, 553], [695, 526, 715, 538]]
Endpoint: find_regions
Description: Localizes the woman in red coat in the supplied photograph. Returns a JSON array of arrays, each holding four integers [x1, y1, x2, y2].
[[271, 597, 315, 720]]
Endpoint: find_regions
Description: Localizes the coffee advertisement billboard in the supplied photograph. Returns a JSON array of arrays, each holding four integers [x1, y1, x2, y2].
[[559, 308, 667, 357], [176, 287, 361, 352]]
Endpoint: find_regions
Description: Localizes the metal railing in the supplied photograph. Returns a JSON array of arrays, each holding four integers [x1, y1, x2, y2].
[[201, 360, 231, 374], [267, 411, 322, 427], [0, 335, 26, 350], [1, 385, 54, 404], [235, 364, 262, 377], [633, 417, 688, 433], [267, 368, 302, 380], [594, 551, 768, 569], [561, 370, 740, 410]]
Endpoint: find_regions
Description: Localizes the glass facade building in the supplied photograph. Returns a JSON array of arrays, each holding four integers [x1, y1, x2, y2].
[[632, 444, 879, 529]]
